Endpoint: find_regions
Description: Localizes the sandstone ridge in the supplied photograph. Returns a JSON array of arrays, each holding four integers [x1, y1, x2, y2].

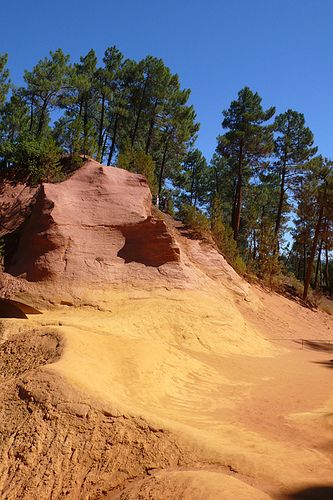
[[6, 159, 180, 282]]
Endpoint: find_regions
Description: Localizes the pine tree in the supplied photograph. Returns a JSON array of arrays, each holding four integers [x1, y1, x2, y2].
[[273, 110, 317, 242], [23, 49, 73, 137], [0, 53, 11, 108], [300, 157, 333, 301], [172, 149, 209, 208], [216, 87, 275, 242]]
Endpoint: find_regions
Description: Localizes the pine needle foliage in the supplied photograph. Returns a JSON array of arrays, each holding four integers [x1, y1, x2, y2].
[[178, 204, 210, 237], [117, 137, 158, 194]]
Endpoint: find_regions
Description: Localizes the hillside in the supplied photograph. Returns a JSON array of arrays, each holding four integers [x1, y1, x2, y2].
[[0, 160, 333, 499]]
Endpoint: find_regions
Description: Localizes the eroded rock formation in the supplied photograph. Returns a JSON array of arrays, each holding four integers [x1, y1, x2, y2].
[[2, 159, 330, 500], [5, 160, 180, 282]]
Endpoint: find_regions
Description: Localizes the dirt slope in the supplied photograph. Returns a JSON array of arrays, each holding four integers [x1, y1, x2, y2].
[[1, 163, 333, 499]]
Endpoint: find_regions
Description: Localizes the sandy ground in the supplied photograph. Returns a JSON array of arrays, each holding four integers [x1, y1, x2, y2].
[[2, 218, 333, 499], [3, 279, 329, 499]]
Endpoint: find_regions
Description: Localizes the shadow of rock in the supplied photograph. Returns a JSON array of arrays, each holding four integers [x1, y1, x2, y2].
[[118, 218, 180, 267], [0, 299, 27, 318], [0, 298, 42, 318]]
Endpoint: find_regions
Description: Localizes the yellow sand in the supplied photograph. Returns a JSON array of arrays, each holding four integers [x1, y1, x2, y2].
[[20, 280, 333, 497]]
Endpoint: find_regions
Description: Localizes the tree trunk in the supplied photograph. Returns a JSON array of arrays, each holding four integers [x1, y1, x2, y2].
[[83, 97, 89, 157], [36, 99, 48, 137], [107, 113, 119, 166], [98, 94, 105, 156], [233, 143, 243, 242], [158, 141, 168, 194], [101, 133, 108, 162], [231, 184, 238, 232], [275, 156, 287, 235], [145, 99, 158, 154], [325, 244, 330, 290], [303, 204, 324, 301], [131, 78, 148, 148], [314, 239, 323, 287]]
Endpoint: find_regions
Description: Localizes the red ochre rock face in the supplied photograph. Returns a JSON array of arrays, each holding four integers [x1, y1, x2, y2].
[[7, 160, 180, 282]]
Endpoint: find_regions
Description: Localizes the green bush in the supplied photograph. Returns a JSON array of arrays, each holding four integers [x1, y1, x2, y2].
[[209, 192, 245, 272], [9, 134, 62, 184], [178, 204, 210, 237], [59, 154, 84, 177], [166, 199, 175, 217], [117, 138, 158, 194], [257, 224, 284, 287]]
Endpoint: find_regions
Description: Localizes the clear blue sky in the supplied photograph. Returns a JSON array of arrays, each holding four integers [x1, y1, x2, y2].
[[1, 0, 333, 163]]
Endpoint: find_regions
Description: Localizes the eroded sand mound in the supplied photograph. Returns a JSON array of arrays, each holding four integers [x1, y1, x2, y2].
[[1, 161, 333, 499]]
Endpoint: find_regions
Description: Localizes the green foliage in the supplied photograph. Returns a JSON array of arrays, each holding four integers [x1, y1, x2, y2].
[[257, 224, 284, 286], [117, 138, 158, 194], [1, 46, 199, 197], [4, 45, 333, 290], [54, 115, 98, 159], [273, 109, 317, 237], [117, 137, 135, 169], [23, 48, 73, 137], [233, 255, 247, 276], [82, 120, 98, 158], [173, 148, 210, 208], [10, 134, 62, 183], [209, 153, 235, 222], [210, 193, 244, 271], [58, 154, 84, 177], [178, 204, 210, 237], [0, 92, 30, 144], [0, 53, 11, 108], [216, 86, 275, 242], [178, 198, 247, 275], [166, 199, 175, 217]]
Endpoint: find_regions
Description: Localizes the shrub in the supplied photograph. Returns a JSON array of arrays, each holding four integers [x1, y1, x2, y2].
[[257, 224, 284, 288], [209, 192, 245, 272], [59, 154, 84, 177], [10, 134, 62, 184], [178, 204, 210, 237], [166, 199, 175, 217], [117, 138, 158, 194]]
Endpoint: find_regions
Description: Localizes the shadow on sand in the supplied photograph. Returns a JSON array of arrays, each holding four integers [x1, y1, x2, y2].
[[293, 339, 333, 354], [282, 485, 333, 499]]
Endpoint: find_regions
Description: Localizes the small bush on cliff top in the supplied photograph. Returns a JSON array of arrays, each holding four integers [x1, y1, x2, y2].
[[117, 138, 158, 195], [1, 134, 62, 184]]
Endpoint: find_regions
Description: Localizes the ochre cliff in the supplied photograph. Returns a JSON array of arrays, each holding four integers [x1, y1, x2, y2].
[[1, 160, 333, 500], [6, 159, 180, 282]]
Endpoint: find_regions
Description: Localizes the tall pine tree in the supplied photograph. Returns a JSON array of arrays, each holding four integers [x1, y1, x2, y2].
[[216, 87, 275, 242]]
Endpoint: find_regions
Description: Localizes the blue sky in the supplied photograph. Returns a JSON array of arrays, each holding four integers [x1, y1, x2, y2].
[[1, 0, 333, 163]]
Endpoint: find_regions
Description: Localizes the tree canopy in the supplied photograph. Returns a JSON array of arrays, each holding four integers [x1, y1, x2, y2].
[[1, 47, 333, 302]]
